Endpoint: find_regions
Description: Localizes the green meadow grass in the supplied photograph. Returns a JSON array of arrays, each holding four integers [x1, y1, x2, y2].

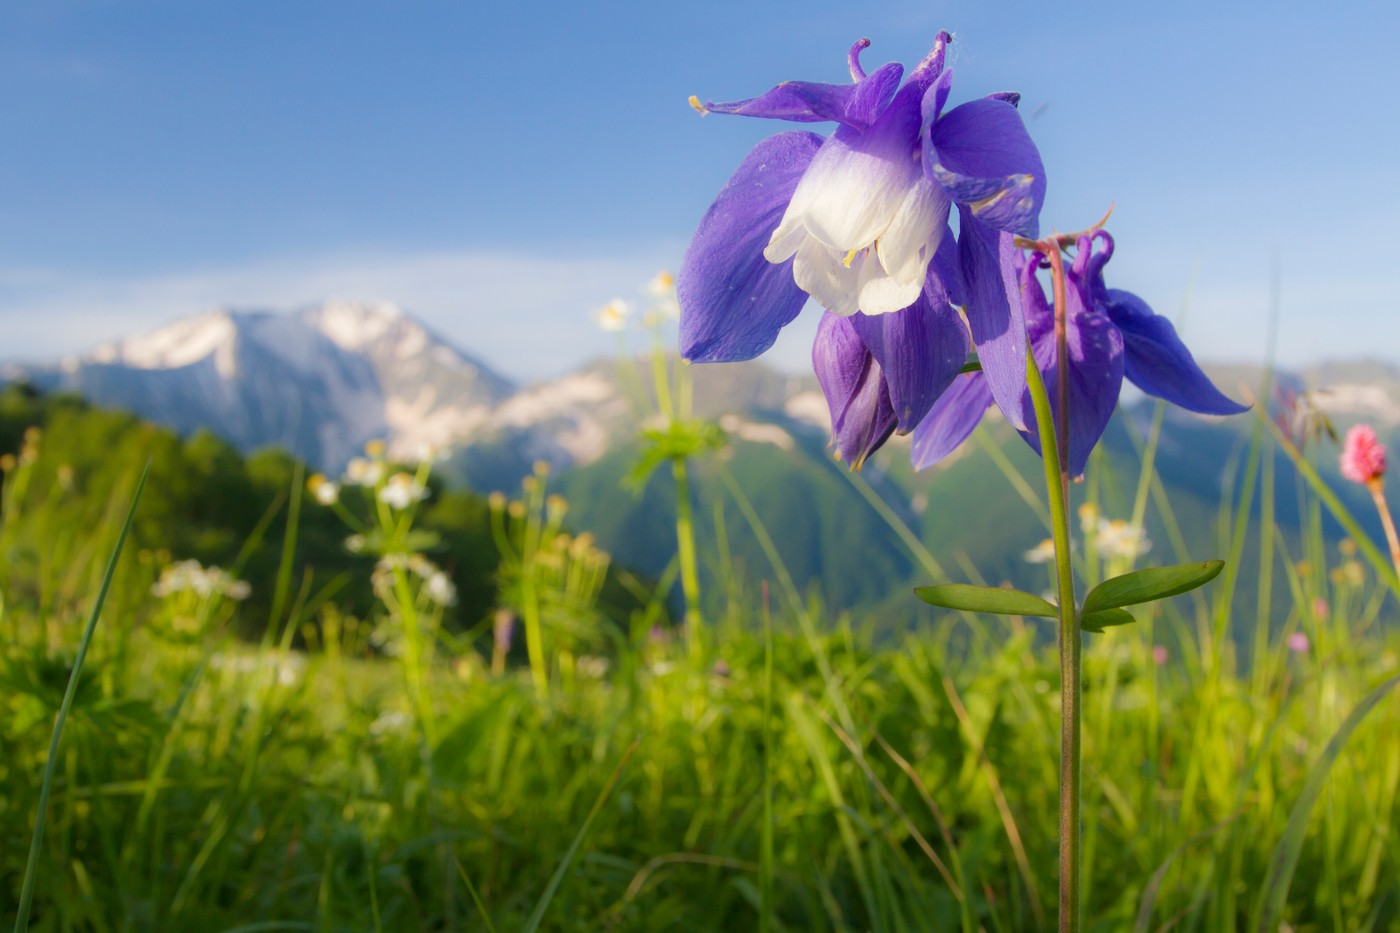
[[3, 407, 1399, 932]]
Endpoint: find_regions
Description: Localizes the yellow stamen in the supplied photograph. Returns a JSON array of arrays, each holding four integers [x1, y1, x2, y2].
[[688, 95, 708, 114], [842, 248, 860, 268]]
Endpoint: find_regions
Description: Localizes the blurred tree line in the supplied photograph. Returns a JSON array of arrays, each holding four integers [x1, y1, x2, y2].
[[0, 383, 648, 645]]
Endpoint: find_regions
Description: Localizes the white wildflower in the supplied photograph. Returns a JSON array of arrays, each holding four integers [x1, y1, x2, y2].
[[1095, 519, 1151, 561], [425, 572, 457, 607], [344, 457, 384, 487], [594, 299, 631, 332], [378, 473, 427, 510], [644, 271, 681, 319], [1023, 538, 1057, 564], [151, 559, 251, 601]]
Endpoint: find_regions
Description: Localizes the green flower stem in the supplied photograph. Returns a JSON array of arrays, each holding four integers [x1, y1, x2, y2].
[[672, 456, 704, 660], [392, 565, 437, 747], [521, 482, 550, 700], [651, 341, 704, 659], [1024, 246, 1082, 933]]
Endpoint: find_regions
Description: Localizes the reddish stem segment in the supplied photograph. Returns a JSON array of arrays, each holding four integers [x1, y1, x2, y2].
[[1366, 477, 1400, 583]]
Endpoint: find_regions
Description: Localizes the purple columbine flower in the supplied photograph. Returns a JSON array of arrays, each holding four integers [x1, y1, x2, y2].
[[678, 32, 1046, 459], [911, 230, 1248, 477]]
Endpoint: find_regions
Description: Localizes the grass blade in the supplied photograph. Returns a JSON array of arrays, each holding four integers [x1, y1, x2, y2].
[[13, 460, 150, 933], [1253, 673, 1400, 932], [454, 859, 500, 933], [520, 736, 639, 933], [1133, 813, 1240, 933]]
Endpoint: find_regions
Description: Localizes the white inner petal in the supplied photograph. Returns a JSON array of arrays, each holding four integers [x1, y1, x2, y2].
[[858, 270, 924, 315], [787, 135, 920, 251], [874, 178, 948, 286], [763, 209, 808, 264], [793, 238, 862, 316]]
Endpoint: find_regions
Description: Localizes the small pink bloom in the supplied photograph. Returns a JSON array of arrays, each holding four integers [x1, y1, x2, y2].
[[1311, 597, 1329, 621], [1152, 645, 1168, 666], [1340, 424, 1386, 485], [1287, 631, 1311, 654]]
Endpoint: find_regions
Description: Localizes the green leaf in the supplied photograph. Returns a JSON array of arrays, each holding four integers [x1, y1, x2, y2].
[[1081, 560, 1225, 615], [914, 584, 1056, 618], [1080, 607, 1136, 633]]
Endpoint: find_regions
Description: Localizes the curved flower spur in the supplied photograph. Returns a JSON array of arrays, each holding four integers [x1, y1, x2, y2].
[[677, 32, 1046, 462], [910, 230, 1249, 478]]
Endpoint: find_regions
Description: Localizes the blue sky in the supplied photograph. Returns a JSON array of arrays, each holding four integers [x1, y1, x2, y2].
[[2, 2, 1396, 381]]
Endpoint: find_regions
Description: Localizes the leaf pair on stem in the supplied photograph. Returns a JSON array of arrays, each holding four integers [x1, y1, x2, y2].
[[914, 560, 1225, 632]]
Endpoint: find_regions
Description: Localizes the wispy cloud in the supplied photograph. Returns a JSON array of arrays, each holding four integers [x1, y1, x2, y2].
[[0, 244, 686, 380]]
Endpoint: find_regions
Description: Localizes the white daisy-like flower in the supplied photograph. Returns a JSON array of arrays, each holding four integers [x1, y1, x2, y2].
[[425, 572, 457, 607], [344, 457, 384, 487], [377, 473, 428, 510], [1023, 538, 1057, 565], [593, 299, 631, 332]]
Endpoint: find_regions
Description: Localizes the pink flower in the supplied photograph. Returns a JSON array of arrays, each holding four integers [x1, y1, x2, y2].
[[1340, 424, 1387, 485], [1151, 645, 1168, 666], [1287, 631, 1311, 654], [1311, 597, 1329, 621]]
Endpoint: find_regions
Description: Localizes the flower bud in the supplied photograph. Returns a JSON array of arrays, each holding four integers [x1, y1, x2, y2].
[[811, 313, 896, 470]]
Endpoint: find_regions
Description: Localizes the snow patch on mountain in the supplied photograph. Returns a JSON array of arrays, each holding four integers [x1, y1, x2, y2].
[[719, 415, 794, 450], [784, 391, 831, 429], [90, 310, 236, 371], [493, 371, 627, 464], [308, 300, 405, 352], [1314, 383, 1400, 425]]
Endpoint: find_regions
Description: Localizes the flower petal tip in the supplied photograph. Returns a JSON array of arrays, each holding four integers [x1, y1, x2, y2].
[[688, 95, 709, 115]]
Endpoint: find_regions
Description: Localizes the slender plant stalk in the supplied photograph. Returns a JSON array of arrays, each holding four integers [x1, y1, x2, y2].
[[1025, 246, 1082, 932], [1364, 477, 1400, 583], [672, 456, 704, 659], [759, 582, 775, 933], [14, 462, 149, 933], [520, 478, 549, 700], [645, 339, 705, 658]]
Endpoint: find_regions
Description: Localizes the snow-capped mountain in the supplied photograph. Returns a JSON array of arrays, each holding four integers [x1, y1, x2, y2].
[[7, 302, 518, 471], [2, 302, 819, 484]]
